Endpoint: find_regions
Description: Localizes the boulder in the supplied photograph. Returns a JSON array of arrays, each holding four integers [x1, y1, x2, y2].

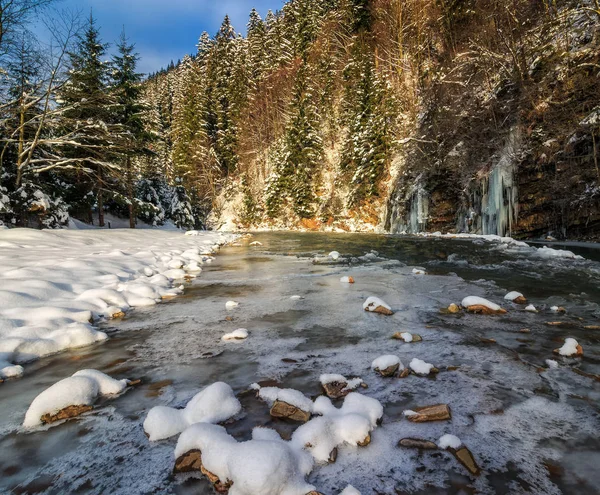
[[398, 438, 439, 450], [40, 404, 93, 425], [270, 399, 311, 422], [405, 404, 451, 423], [465, 305, 506, 315], [363, 297, 393, 315]]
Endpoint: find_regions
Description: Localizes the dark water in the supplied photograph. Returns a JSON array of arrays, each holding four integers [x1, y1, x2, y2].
[[1, 233, 599, 495]]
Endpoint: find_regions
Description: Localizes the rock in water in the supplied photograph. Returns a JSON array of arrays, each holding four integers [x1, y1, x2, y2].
[[447, 303, 461, 313], [40, 404, 93, 425], [270, 399, 311, 422], [405, 404, 451, 423], [399, 438, 439, 450], [452, 446, 481, 476]]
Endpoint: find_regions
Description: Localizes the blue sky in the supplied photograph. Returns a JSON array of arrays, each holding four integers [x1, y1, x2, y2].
[[54, 0, 285, 74]]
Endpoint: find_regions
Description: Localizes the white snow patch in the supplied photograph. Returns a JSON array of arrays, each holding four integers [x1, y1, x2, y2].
[[438, 434, 462, 450], [340, 276, 353, 283], [143, 382, 241, 441], [371, 355, 402, 371], [226, 301, 240, 310], [222, 329, 248, 341], [329, 251, 340, 260], [319, 374, 363, 391], [524, 304, 537, 312], [412, 268, 426, 275], [363, 297, 392, 312], [398, 332, 413, 342], [340, 486, 361, 495], [557, 338, 580, 357], [409, 358, 435, 375], [545, 359, 559, 369]]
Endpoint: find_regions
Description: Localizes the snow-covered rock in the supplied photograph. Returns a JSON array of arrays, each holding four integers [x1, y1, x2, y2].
[[144, 382, 241, 441], [340, 276, 355, 284], [225, 300, 239, 310], [23, 369, 129, 427], [524, 304, 537, 313], [257, 386, 314, 414], [363, 296, 393, 315], [554, 337, 583, 357], [504, 291, 527, 304], [340, 486, 361, 495], [371, 355, 402, 376], [319, 374, 363, 399], [412, 268, 426, 275], [461, 296, 506, 315], [409, 358, 437, 376], [328, 251, 340, 260], [222, 329, 248, 341]]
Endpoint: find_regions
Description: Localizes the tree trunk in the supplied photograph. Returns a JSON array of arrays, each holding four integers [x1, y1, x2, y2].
[[98, 169, 105, 227], [127, 155, 135, 228], [15, 97, 25, 187]]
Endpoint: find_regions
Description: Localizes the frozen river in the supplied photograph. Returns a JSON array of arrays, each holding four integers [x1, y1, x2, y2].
[[1, 232, 599, 494]]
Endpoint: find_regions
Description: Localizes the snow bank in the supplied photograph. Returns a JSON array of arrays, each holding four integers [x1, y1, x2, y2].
[[0, 229, 235, 379], [174, 424, 315, 495], [438, 434, 462, 450], [23, 369, 128, 427], [144, 382, 241, 441], [222, 329, 248, 341], [292, 393, 383, 463], [461, 296, 502, 312]]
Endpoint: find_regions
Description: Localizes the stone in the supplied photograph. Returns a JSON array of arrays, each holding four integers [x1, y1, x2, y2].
[[322, 381, 350, 400], [447, 303, 461, 313], [519, 328, 531, 333], [174, 449, 203, 473], [399, 438, 439, 450], [553, 344, 584, 357], [392, 332, 422, 342], [451, 446, 481, 476], [110, 311, 126, 319], [513, 296, 528, 304], [375, 363, 399, 377], [270, 400, 311, 422], [368, 305, 393, 316], [399, 368, 411, 378], [405, 404, 451, 423], [328, 447, 338, 463], [40, 404, 93, 425], [357, 433, 371, 447], [465, 305, 507, 315], [479, 338, 497, 344], [584, 325, 600, 330]]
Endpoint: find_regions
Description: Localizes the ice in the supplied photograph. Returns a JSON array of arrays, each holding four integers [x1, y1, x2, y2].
[[222, 329, 249, 341], [362, 297, 392, 312], [175, 424, 315, 495], [534, 246, 583, 260], [438, 434, 462, 450], [143, 382, 242, 441], [461, 296, 502, 311], [23, 370, 128, 427], [371, 355, 402, 371], [257, 386, 314, 412], [504, 291, 524, 301], [558, 338, 580, 357], [409, 358, 434, 375]]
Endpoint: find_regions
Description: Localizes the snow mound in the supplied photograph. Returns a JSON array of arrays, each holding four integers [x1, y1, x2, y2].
[[144, 382, 241, 441], [292, 393, 383, 463], [371, 355, 402, 371], [438, 434, 462, 450], [175, 424, 315, 495], [257, 386, 314, 412], [222, 329, 248, 341], [409, 358, 435, 375], [461, 296, 502, 311], [557, 338, 580, 357], [24, 369, 128, 427]]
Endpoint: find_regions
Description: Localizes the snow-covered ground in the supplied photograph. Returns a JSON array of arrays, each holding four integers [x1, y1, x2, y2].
[[0, 228, 236, 379]]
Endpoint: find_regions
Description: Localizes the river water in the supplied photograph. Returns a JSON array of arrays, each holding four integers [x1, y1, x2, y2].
[[0, 232, 599, 494]]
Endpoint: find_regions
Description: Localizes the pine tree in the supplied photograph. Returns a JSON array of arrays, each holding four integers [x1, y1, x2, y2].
[[111, 29, 145, 228]]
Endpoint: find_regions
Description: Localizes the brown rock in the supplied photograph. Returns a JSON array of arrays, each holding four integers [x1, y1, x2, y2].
[[451, 446, 481, 476], [375, 363, 399, 377], [367, 305, 393, 316], [357, 433, 371, 447], [446, 366, 460, 371], [546, 321, 570, 327], [519, 328, 531, 333], [405, 404, 451, 423], [174, 449, 203, 473], [447, 303, 461, 314], [479, 338, 497, 344], [553, 344, 584, 357], [465, 305, 507, 315], [111, 311, 126, 319], [399, 368, 411, 378], [513, 296, 528, 304], [40, 404, 93, 424], [322, 381, 350, 400], [398, 438, 439, 450], [584, 325, 600, 330], [392, 332, 422, 342], [270, 400, 311, 422], [347, 276, 355, 284], [328, 447, 338, 463]]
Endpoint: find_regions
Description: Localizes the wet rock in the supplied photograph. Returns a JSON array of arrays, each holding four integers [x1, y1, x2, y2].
[[447, 304, 461, 314], [110, 311, 126, 319], [405, 404, 451, 423], [584, 325, 600, 330], [514, 296, 527, 304], [200, 463, 232, 493], [270, 400, 311, 422], [40, 404, 93, 425], [174, 449, 203, 473], [446, 366, 460, 371], [479, 338, 497, 344], [450, 446, 481, 476], [519, 328, 531, 333], [399, 368, 411, 378], [399, 438, 439, 450], [465, 305, 507, 315]]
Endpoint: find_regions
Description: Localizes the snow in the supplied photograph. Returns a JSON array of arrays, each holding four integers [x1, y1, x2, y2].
[[438, 434, 462, 450], [250, 241, 263, 246], [290, 295, 304, 300], [143, 382, 242, 441], [398, 332, 413, 342], [524, 304, 537, 312], [534, 246, 583, 260], [371, 355, 402, 371], [174, 424, 316, 495], [461, 296, 502, 311], [329, 251, 340, 260], [504, 291, 524, 301], [292, 393, 383, 463], [412, 268, 426, 275], [257, 386, 314, 412], [403, 410, 418, 417], [409, 358, 435, 375], [0, 229, 235, 379], [222, 329, 249, 341], [340, 486, 361, 495], [363, 296, 392, 312], [546, 359, 559, 369], [226, 300, 240, 310], [340, 276, 354, 283], [557, 338, 580, 357], [319, 374, 363, 391], [23, 370, 128, 427]]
